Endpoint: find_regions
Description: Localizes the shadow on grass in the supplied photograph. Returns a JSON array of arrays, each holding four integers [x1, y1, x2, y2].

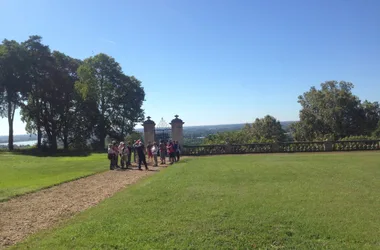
[[177, 158, 193, 164], [0, 148, 105, 157]]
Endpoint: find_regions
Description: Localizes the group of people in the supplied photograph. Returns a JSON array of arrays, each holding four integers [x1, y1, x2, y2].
[[107, 139, 182, 171]]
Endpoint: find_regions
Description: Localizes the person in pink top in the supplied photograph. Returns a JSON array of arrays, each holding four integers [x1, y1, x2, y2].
[[167, 140, 175, 164]]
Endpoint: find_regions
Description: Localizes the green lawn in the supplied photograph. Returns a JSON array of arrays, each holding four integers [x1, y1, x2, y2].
[[0, 153, 108, 201], [12, 152, 380, 249]]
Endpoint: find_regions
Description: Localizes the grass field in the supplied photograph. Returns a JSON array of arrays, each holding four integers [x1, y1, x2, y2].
[[12, 152, 380, 249], [0, 153, 108, 201]]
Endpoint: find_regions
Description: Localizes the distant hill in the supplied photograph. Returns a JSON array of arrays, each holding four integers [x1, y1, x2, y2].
[[183, 121, 295, 134]]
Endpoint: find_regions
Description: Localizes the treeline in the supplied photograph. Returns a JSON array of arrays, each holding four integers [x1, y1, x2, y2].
[[0, 35, 145, 151], [204, 81, 380, 145]]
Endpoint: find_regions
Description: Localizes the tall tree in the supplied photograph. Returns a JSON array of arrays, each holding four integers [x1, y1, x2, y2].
[[20, 35, 52, 149], [76, 53, 145, 149], [359, 100, 380, 136], [0, 39, 29, 150], [292, 81, 378, 141], [243, 115, 286, 142], [109, 75, 145, 140], [372, 122, 380, 138], [49, 51, 89, 150]]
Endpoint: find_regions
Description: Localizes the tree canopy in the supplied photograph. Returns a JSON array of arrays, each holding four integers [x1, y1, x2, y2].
[[0, 35, 145, 151], [203, 115, 286, 145], [75, 53, 145, 149], [290, 81, 379, 141], [204, 81, 379, 145]]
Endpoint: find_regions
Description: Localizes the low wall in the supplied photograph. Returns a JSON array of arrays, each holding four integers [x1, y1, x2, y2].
[[181, 140, 380, 156]]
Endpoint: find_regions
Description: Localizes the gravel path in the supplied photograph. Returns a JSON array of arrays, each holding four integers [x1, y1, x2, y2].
[[0, 164, 164, 249]]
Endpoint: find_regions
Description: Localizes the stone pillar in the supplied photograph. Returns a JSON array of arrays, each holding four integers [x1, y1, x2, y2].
[[170, 115, 184, 146], [272, 143, 279, 153], [142, 116, 156, 144], [225, 139, 232, 154], [324, 140, 333, 152]]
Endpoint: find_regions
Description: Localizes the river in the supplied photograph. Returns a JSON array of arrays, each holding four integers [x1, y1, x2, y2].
[[0, 140, 38, 146]]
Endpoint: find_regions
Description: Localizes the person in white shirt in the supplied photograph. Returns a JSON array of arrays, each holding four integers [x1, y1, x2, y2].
[[119, 142, 129, 169], [151, 142, 158, 167]]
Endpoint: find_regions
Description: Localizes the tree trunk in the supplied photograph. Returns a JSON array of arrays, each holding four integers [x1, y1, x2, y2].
[[7, 100, 15, 151], [99, 129, 106, 150], [97, 116, 107, 150], [36, 98, 42, 149], [51, 134, 58, 151], [37, 126, 42, 149], [63, 136, 69, 150], [51, 120, 58, 151], [63, 120, 69, 150], [8, 119, 14, 151]]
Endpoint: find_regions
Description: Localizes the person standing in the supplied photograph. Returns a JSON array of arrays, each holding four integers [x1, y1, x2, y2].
[[112, 141, 120, 168], [133, 140, 137, 163], [120, 142, 129, 169], [108, 143, 116, 170], [167, 140, 175, 164], [151, 142, 158, 167], [175, 141, 181, 162], [134, 140, 149, 170], [147, 141, 153, 163], [159, 140, 167, 165], [127, 142, 132, 167], [173, 141, 178, 162]]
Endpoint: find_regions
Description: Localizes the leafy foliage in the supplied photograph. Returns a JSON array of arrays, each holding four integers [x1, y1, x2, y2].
[[124, 131, 143, 144], [0, 39, 30, 150], [1, 35, 145, 151], [203, 115, 285, 145], [291, 81, 380, 141], [76, 53, 145, 148]]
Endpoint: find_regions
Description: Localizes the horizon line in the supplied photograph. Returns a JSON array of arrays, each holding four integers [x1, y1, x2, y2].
[[0, 120, 298, 137]]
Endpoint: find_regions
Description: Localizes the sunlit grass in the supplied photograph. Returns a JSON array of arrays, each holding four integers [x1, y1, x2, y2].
[[0, 153, 108, 201], [13, 152, 380, 249]]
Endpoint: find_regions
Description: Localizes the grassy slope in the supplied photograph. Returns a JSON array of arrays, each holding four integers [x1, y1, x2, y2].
[[0, 153, 108, 201], [13, 152, 380, 249]]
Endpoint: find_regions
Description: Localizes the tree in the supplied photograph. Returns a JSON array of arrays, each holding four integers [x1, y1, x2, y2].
[[49, 51, 93, 150], [359, 100, 380, 136], [76, 53, 145, 149], [293, 81, 366, 141], [20, 37, 95, 150], [372, 122, 380, 138], [108, 75, 145, 140], [0, 39, 30, 150], [20, 35, 53, 149], [124, 130, 143, 144], [203, 115, 286, 145], [243, 115, 286, 142]]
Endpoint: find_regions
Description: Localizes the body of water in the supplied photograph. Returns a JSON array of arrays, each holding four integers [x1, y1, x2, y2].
[[0, 140, 38, 146]]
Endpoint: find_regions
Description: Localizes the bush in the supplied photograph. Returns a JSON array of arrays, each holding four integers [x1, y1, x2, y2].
[[339, 135, 378, 141]]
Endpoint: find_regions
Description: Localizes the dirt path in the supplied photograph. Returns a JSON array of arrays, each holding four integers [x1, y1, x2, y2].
[[0, 164, 165, 249]]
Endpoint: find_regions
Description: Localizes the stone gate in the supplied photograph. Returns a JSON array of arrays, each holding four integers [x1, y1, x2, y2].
[[142, 115, 184, 145]]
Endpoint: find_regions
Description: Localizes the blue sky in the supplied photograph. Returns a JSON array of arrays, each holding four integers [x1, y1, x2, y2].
[[0, 0, 379, 135]]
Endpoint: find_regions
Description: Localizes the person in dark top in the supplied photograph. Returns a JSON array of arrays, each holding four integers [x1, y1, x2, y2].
[[127, 142, 132, 166], [173, 141, 178, 162], [134, 140, 149, 170], [147, 141, 153, 163], [174, 141, 181, 162], [159, 140, 167, 164], [133, 140, 137, 163]]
